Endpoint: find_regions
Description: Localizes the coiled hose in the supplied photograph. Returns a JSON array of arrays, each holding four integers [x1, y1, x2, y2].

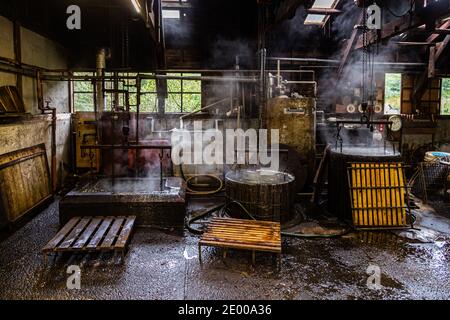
[[180, 164, 224, 196]]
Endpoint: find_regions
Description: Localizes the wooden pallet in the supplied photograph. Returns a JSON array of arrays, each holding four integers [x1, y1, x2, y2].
[[199, 217, 282, 267], [42, 216, 136, 262]]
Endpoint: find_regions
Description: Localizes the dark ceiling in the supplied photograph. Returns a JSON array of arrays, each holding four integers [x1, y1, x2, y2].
[[1, 0, 448, 71], [0, 0, 159, 70]]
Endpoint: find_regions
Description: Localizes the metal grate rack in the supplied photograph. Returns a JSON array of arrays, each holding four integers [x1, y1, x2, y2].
[[347, 162, 412, 229]]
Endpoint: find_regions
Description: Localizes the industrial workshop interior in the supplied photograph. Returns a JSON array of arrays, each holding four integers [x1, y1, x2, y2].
[[0, 0, 449, 303]]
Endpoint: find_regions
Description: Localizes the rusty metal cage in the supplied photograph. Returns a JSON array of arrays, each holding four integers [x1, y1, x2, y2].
[[347, 162, 412, 229], [410, 159, 449, 202]]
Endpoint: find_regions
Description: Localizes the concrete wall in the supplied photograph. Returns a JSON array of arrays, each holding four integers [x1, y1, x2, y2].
[[0, 15, 71, 188]]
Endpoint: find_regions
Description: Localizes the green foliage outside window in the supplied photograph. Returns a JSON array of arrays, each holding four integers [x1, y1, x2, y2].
[[74, 72, 94, 112], [384, 73, 401, 115], [73, 72, 201, 113], [441, 78, 450, 116], [166, 73, 202, 113]]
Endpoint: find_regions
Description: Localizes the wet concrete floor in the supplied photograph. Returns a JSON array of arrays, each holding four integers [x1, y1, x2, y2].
[[0, 198, 449, 300]]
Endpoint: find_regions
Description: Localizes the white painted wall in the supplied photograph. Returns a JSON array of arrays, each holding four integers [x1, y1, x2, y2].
[[0, 15, 72, 187]]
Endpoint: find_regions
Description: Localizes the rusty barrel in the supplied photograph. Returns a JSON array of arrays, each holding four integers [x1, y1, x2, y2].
[[225, 169, 295, 223]]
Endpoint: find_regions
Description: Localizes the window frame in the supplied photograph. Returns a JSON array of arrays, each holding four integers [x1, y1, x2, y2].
[[73, 72, 96, 113], [165, 73, 202, 113], [383, 72, 403, 116], [72, 72, 202, 114], [439, 77, 450, 118]]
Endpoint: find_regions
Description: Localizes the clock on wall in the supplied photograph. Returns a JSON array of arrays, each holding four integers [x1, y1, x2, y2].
[[388, 115, 402, 132]]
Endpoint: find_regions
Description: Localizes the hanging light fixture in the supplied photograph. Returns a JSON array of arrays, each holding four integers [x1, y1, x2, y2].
[[130, 0, 142, 13]]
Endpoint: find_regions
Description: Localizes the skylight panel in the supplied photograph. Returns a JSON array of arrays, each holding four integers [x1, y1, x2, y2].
[[304, 14, 326, 24]]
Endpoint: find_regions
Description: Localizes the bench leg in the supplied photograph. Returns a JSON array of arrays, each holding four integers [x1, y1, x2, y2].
[[198, 244, 202, 266], [252, 250, 256, 266]]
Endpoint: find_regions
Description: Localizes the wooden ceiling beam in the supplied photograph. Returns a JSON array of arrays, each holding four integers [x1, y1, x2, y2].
[[307, 8, 341, 15], [354, 0, 450, 49], [394, 41, 435, 46], [426, 20, 450, 42], [338, 12, 364, 79], [435, 35, 450, 62]]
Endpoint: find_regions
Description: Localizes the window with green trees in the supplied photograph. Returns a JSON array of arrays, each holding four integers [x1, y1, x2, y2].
[[73, 73, 201, 113], [73, 72, 95, 112], [73, 72, 158, 113], [441, 78, 450, 116], [166, 73, 202, 113], [384, 73, 402, 115]]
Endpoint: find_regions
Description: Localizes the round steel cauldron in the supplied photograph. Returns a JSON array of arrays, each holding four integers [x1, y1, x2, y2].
[[225, 169, 295, 223], [327, 147, 402, 221]]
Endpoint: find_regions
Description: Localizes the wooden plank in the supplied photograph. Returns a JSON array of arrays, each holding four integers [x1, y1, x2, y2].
[[208, 219, 280, 227], [204, 231, 280, 241], [426, 20, 450, 43], [0, 144, 51, 224], [338, 12, 364, 78], [100, 218, 125, 249], [86, 217, 113, 249], [199, 240, 281, 253], [209, 220, 279, 229], [42, 217, 80, 252], [206, 223, 280, 232], [213, 217, 279, 224], [201, 237, 280, 248], [200, 217, 282, 257], [207, 226, 281, 235], [435, 35, 450, 62], [57, 217, 91, 250], [72, 218, 102, 249], [205, 229, 280, 240], [200, 237, 280, 249], [307, 8, 341, 15], [114, 216, 136, 250]]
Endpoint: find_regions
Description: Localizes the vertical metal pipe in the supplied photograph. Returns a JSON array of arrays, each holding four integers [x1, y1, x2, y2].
[[51, 108, 57, 192], [36, 71, 44, 112], [259, 48, 267, 129], [96, 48, 106, 112], [135, 75, 141, 176], [277, 59, 281, 88]]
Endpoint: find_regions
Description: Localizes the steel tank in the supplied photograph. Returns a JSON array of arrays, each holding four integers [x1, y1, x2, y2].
[[225, 169, 295, 223]]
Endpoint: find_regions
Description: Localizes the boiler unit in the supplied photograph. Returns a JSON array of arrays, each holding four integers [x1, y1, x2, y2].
[[266, 97, 316, 191]]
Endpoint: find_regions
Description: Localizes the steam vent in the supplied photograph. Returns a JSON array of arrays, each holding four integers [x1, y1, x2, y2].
[[0, 0, 449, 305]]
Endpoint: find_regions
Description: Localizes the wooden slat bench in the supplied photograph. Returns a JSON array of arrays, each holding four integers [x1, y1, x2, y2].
[[198, 217, 282, 267], [42, 216, 136, 263]]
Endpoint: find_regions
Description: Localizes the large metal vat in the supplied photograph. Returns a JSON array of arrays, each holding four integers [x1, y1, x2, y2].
[[266, 97, 316, 191], [225, 169, 295, 223], [60, 177, 186, 231]]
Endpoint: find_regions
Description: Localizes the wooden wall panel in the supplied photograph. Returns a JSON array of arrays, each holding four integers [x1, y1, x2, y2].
[[0, 144, 52, 225]]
